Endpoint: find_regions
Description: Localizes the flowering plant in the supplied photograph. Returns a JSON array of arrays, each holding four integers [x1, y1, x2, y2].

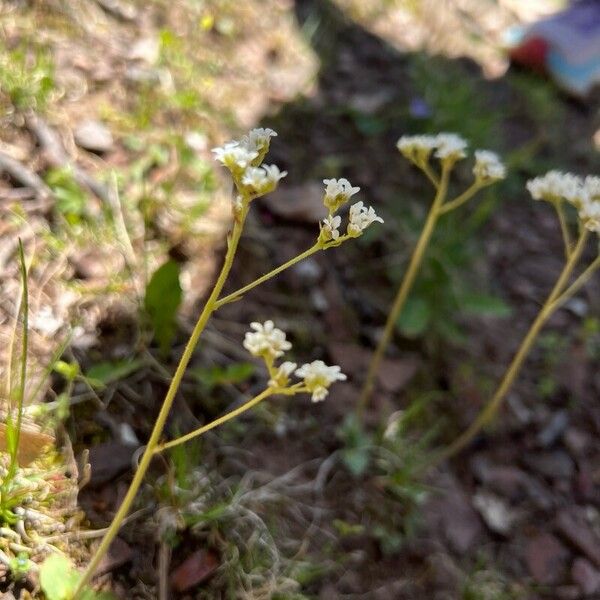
[[359, 133, 506, 411], [73, 128, 383, 596], [436, 170, 600, 464]]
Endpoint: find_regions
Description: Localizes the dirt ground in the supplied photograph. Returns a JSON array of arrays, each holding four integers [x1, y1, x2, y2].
[[1, 0, 600, 598]]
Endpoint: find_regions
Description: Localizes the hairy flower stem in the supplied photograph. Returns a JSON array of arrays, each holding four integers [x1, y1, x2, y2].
[[357, 166, 450, 415], [74, 205, 251, 597], [429, 230, 590, 468]]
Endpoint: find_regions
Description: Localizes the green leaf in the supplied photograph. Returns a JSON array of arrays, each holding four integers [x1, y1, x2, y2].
[[45, 167, 87, 222], [337, 414, 372, 477], [191, 363, 255, 391], [84, 359, 143, 388], [397, 297, 431, 338], [53, 360, 79, 381], [9, 553, 33, 578], [82, 591, 115, 600], [39, 554, 80, 600], [434, 317, 467, 344], [5, 414, 17, 456], [144, 260, 183, 355], [39, 554, 115, 600], [461, 293, 512, 318], [353, 113, 387, 136], [341, 446, 370, 477]]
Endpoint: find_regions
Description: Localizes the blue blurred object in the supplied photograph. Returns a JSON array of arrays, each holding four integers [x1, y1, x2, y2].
[[505, 0, 600, 96], [409, 97, 432, 119]]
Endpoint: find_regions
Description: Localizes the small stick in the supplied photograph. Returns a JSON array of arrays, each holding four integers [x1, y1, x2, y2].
[[25, 113, 110, 204], [0, 150, 52, 200]]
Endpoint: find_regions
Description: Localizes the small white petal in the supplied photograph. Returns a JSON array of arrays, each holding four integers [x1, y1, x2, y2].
[[473, 150, 506, 181]]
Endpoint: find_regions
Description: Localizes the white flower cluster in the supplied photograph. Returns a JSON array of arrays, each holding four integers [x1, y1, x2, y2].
[[295, 360, 347, 402], [243, 321, 346, 401], [212, 143, 258, 172], [212, 128, 286, 199], [243, 320, 292, 361], [473, 150, 506, 182], [241, 164, 286, 195], [319, 178, 384, 243], [397, 132, 468, 165], [396, 135, 438, 164], [214, 129, 384, 238], [398, 133, 506, 183], [434, 133, 468, 161], [526, 171, 600, 233], [526, 171, 587, 205], [347, 201, 384, 237]]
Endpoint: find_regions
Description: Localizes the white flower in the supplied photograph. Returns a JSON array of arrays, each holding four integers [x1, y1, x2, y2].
[[241, 128, 277, 154], [243, 320, 292, 361], [268, 361, 297, 388], [397, 132, 468, 166], [396, 134, 438, 164], [473, 150, 506, 182], [323, 178, 360, 213], [211, 128, 277, 175], [526, 171, 588, 206], [211, 141, 258, 173], [347, 201, 384, 237], [434, 133, 468, 161], [579, 199, 600, 233], [241, 164, 287, 196], [584, 176, 600, 200], [295, 360, 346, 402], [321, 215, 342, 241]]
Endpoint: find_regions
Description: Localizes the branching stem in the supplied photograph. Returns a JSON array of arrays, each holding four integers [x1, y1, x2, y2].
[[357, 165, 451, 414], [428, 230, 590, 468], [73, 204, 251, 596]]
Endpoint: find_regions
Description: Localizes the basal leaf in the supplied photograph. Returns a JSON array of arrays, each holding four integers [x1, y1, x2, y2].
[[144, 260, 183, 355]]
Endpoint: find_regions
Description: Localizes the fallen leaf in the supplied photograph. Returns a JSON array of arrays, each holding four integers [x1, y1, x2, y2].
[[0, 423, 54, 465], [170, 549, 219, 592]]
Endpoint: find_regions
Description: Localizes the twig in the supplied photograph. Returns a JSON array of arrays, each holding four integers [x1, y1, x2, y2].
[[0, 150, 52, 200], [25, 112, 110, 204], [158, 542, 171, 600], [94, 0, 138, 21]]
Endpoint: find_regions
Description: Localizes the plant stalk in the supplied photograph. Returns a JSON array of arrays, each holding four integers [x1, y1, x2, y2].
[[155, 388, 274, 453], [4, 241, 29, 489], [429, 230, 589, 467], [553, 199, 572, 258], [357, 166, 450, 414], [215, 243, 321, 309], [438, 181, 483, 215], [74, 206, 250, 597]]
